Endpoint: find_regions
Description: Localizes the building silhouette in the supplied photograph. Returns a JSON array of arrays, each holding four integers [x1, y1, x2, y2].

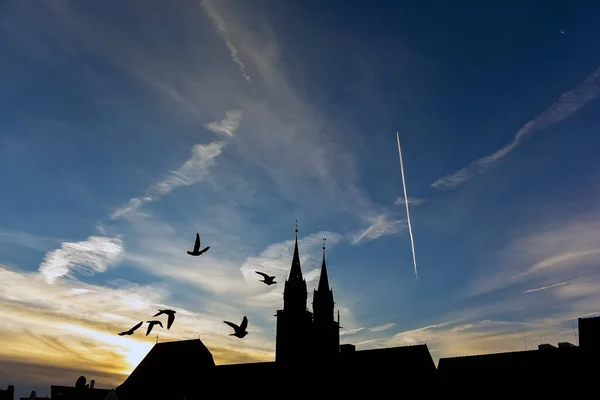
[[275, 227, 340, 364], [0, 385, 14, 400]]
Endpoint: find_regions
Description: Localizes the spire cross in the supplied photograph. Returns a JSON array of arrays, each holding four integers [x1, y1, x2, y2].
[[323, 237, 326, 250], [295, 218, 298, 233]]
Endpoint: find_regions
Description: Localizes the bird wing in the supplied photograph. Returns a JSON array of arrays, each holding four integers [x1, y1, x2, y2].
[[146, 323, 154, 336], [255, 271, 269, 279], [152, 310, 163, 318], [130, 321, 144, 332], [167, 313, 175, 329], [223, 321, 239, 330], [194, 233, 200, 252], [240, 316, 248, 331]]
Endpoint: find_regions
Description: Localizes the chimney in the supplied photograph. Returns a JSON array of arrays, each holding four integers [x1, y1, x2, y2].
[[538, 343, 557, 350], [90, 380, 95, 389], [340, 344, 356, 354]]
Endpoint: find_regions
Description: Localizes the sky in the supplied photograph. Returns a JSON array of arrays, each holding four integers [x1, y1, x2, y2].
[[2, 0, 600, 396]]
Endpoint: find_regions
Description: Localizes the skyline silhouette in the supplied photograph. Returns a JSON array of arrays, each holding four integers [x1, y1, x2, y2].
[[3, 236, 599, 398], [2, 1, 600, 398]]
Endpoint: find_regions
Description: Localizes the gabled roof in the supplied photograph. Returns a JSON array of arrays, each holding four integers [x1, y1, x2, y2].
[[116, 339, 215, 399]]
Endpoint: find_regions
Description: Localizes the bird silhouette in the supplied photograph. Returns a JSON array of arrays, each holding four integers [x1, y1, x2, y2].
[[255, 271, 277, 285], [187, 233, 210, 256], [224, 316, 248, 338], [146, 320, 163, 336], [153, 309, 176, 329], [118, 321, 144, 336]]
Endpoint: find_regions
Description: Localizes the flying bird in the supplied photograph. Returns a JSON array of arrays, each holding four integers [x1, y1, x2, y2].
[[153, 309, 176, 329], [255, 271, 277, 285], [146, 320, 163, 336], [224, 316, 248, 338], [187, 233, 210, 256], [118, 321, 143, 336]]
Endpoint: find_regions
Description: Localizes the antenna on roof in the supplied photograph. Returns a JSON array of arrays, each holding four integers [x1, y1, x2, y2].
[[571, 318, 578, 345], [156, 334, 159, 344], [520, 320, 528, 350]]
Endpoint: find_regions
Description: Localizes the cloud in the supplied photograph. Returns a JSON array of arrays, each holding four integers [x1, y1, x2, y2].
[[369, 322, 396, 332], [526, 249, 600, 274], [466, 212, 600, 298], [110, 141, 224, 219], [150, 141, 224, 196], [38, 236, 124, 284], [0, 263, 274, 382], [0, 229, 64, 252], [205, 109, 244, 137], [110, 197, 152, 220], [523, 278, 580, 294], [200, 0, 252, 82], [431, 65, 600, 189], [340, 327, 365, 336], [395, 197, 427, 206], [352, 214, 405, 244]]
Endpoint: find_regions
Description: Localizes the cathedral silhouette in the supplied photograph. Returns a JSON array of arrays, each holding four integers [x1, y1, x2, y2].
[[275, 226, 340, 364]]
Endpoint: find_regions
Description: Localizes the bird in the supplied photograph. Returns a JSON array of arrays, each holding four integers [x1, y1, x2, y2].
[[118, 321, 143, 336], [187, 233, 210, 256], [146, 320, 163, 336], [255, 271, 276, 285], [223, 316, 248, 338], [153, 309, 176, 329]]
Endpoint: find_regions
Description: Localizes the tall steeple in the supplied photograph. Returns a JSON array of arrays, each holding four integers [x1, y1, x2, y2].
[[288, 219, 303, 281], [283, 219, 308, 313], [313, 238, 334, 324], [312, 237, 339, 360], [317, 238, 330, 292]]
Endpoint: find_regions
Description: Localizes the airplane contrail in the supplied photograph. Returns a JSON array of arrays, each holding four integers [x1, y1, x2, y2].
[[396, 132, 418, 280]]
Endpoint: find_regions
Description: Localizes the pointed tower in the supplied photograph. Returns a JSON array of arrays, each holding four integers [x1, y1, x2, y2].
[[275, 220, 314, 364], [312, 238, 340, 360], [283, 221, 308, 312]]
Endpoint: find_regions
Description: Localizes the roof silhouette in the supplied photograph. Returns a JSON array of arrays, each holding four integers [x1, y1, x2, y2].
[[116, 339, 215, 400]]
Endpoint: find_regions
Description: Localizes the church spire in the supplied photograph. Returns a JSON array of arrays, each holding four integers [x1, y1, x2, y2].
[[288, 219, 303, 281], [317, 238, 330, 292]]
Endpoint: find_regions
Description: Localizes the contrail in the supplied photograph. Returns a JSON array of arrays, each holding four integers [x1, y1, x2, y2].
[[396, 132, 418, 280]]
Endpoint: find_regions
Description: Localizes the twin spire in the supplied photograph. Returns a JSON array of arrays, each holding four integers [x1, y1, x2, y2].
[[288, 220, 330, 293]]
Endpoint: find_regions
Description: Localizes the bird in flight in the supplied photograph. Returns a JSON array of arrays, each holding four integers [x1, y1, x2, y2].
[[146, 320, 163, 336], [153, 309, 176, 329], [255, 271, 276, 285], [187, 233, 210, 256], [224, 316, 248, 338], [118, 321, 143, 336]]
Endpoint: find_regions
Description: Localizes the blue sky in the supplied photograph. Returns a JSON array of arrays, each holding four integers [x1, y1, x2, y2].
[[2, 0, 600, 396]]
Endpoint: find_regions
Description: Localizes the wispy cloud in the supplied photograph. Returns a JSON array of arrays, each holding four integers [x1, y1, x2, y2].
[[395, 197, 427, 206], [200, 0, 251, 82], [523, 278, 579, 294], [369, 322, 396, 332], [431, 65, 600, 189], [205, 109, 244, 137], [352, 214, 405, 244], [150, 142, 224, 196], [0, 263, 275, 380], [340, 327, 365, 336], [110, 141, 225, 219], [467, 212, 600, 298], [38, 236, 124, 284]]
